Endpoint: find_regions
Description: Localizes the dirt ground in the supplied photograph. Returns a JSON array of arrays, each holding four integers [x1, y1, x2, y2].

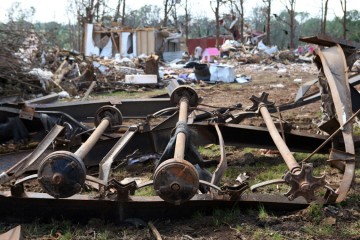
[[2, 62, 360, 239]]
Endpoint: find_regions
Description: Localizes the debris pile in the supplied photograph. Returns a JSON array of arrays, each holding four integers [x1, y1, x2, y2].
[[0, 22, 320, 101]]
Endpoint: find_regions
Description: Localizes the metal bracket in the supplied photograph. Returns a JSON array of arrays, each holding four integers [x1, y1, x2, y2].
[[247, 92, 275, 112], [108, 179, 137, 201]]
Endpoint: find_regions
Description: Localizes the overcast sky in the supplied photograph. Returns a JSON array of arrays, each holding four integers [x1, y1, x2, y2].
[[0, 0, 358, 24]]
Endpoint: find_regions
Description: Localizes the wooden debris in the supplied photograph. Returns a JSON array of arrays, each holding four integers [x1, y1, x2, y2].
[[82, 81, 97, 101], [125, 75, 157, 84], [148, 221, 162, 240], [0, 225, 23, 240], [145, 54, 159, 79]]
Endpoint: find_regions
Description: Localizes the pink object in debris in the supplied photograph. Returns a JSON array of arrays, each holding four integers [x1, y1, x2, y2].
[[202, 47, 220, 62], [308, 46, 315, 54]]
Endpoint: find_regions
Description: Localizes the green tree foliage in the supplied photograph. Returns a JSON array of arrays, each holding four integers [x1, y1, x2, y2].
[[189, 16, 216, 38], [126, 5, 162, 28], [346, 10, 360, 42], [299, 18, 321, 37], [34, 22, 74, 50]]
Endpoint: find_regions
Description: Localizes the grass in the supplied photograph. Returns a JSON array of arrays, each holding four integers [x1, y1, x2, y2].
[[341, 220, 360, 237], [308, 203, 324, 224], [302, 222, 335, 237], [258, 205, 269, 221], [22, 219, 74, 239], [212, 208, 241, 226], [250, 228, 284, 240], [293, 152, 328, 163], [221, 161, 289, 189], [198, 144, 221, 159], [242, 147, 256, 154], [134, 185, 156, 196], [353, 124, 360, 136]]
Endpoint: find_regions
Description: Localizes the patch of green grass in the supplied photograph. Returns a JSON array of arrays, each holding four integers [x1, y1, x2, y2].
[[341, 192, 360, 207], [293, 152, 328, 162], [58, 231, 74, 240], [251, 229, 265, 240], [272, 232, 283, 240], [255, 164, 288, 181], [220, 157, 291, 189], [302, 222, 335, 237], [341, 219, 360, 237], [198, 144, 221, 159], [242, 147, 256, 154], [96, 230, 111, 240], [308, 203, 324, 224], [212, 208, 240, 226], [353, 124, 360, 136], [258, 205, 269, 221], [22, 219, 74, 239], [134, 186, 156, 196], [222, 166, 241, 181]]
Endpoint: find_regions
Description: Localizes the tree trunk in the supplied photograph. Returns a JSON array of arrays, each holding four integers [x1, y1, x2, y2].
[[184, 0, 189, 47], [240, 0, 244, 43], [290, 9, 295, 48], [163, 0, 170, 27], [343, 0, 347, 39], [173, 5, 178, 28], [210, 0, 221, 48], [323, 0, 329, 34], [215, 5, 220, 48], [114, 0, 121, 21], [266, 0, 271, 45], [287, 0, 296, 49], [122, 0, 126, 25]]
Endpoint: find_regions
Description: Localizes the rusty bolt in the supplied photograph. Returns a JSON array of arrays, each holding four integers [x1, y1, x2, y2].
[[52, 173, 63, 185], [171, 183, 181, 191]]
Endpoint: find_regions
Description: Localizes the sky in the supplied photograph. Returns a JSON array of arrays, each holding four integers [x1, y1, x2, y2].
[[0, 0, 358, 24]]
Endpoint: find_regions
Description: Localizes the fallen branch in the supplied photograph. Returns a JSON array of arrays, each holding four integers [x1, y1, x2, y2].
[[148, 221, 162, 240]]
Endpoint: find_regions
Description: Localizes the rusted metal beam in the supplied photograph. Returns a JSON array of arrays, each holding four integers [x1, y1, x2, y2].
[[0, 192, 308, 223], [299, 33, 360, 49], [316, 45, 355, 203], [0, 98, 174, 123], [0, 125, 64, 185]]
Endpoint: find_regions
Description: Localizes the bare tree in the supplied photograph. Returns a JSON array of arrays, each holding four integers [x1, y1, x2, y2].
[[210, 0, 220, 48], [163, 0, 175, 27], [70, 0, 96, 52], [113, 0, 122, 22], [68, 0, 111, 52], [229, 0, 245, 43], [112, 0, 127, 25], [320, 0, 330, 34], [263, 0, 271, 44], [278, 0, 296, 49], [122, 0, 126, 25], [286, 0, 296, 49], [340, 0, 347, 39], [172, 4, 178, 28], [181, 0, 191, 46], [210, 0, 229, 48]]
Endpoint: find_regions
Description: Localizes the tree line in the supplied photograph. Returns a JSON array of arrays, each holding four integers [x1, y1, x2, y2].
[[1, 0, 359, 52]]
